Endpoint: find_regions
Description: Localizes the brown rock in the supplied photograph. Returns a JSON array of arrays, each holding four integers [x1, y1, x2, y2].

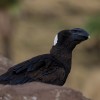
[[0, 82, 90, 100], [0, 55, 13, 75], [0, 56, 90, 100]]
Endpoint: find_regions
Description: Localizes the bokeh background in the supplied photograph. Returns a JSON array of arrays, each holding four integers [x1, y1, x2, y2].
[[0, 0, 100, 100]]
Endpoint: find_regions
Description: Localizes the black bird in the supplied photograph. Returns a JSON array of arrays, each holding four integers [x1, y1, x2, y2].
[[0, 28, 89, 86]]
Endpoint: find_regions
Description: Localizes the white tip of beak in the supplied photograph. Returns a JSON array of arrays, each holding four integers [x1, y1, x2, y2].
[[88, 36, 90, 39]]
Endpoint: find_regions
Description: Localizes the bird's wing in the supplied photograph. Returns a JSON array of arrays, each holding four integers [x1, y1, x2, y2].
[[0, 54, 51, 84], [9, 54, 50, 74]]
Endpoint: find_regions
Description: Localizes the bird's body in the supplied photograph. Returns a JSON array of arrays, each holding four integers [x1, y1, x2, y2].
[[0, 48, 71, 85], [0, 28, 89, 85]]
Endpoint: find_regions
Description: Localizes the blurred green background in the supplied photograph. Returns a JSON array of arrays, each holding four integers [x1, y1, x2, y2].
[[0, 0, 100, 100]]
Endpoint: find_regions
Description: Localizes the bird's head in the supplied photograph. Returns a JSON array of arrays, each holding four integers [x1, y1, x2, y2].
[[53, 28, 90, 50]]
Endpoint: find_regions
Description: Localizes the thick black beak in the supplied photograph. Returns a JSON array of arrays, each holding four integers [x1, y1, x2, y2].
[[70, 28, 90, 42]]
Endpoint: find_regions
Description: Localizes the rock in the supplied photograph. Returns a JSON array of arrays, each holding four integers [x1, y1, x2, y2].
[[0, 56, 90, 100], [0, 55, 13, 75], [0, 82, 90, 100]]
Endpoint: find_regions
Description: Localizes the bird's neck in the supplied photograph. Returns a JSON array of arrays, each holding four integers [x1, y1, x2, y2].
[[50, 45, 72, 71]]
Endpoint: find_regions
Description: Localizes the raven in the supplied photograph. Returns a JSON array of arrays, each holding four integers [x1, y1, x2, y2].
[[0, 28, 89, 86]]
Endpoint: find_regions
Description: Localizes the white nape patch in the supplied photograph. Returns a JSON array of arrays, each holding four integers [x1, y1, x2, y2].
[[53, 35, 58, 46]]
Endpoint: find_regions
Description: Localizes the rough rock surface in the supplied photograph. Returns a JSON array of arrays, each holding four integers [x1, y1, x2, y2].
[[0, 55, 13, 75], [0, 55, 91, 100], [0, 82, 90, 100]]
